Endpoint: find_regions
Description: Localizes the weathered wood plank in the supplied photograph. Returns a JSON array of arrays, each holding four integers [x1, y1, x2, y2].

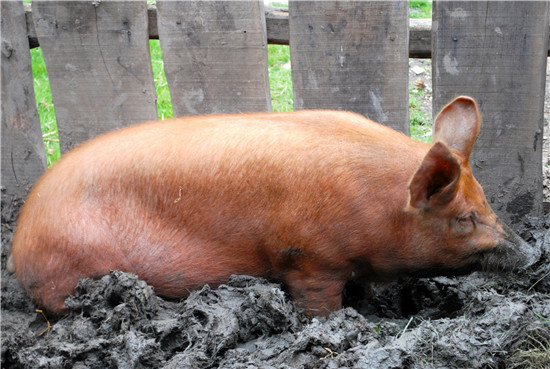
[[433, 0, 549, 224], [156, 0, 271, 116], [289, 1, 409, 133], [1, 1, 47, 198], [32, 0, 157, 152]]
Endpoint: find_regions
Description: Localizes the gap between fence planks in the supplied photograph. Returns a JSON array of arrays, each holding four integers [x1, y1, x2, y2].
[[26, 4, 549, 59]]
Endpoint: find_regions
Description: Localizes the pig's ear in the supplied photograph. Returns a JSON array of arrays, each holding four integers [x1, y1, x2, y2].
[[433, 96, 481, 161], [408, 142, 460, 209]]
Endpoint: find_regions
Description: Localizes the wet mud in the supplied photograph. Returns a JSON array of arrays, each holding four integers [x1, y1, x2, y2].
[[2, 193, 550, 369]]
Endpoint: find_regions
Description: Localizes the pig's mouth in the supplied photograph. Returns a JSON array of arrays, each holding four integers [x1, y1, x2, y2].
[[475, 240, 541, 274], [369, 233, 541, 280], [484, 222, 543, 272], [406, 241, 540, 279]]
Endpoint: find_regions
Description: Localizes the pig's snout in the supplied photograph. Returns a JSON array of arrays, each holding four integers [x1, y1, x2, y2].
[[491, 221, 541, 272], [504, 223, 541, 271]]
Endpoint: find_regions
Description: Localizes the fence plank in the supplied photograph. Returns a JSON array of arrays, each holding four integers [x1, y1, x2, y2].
[[32, 0, 157, 152], [1, 1, 47, 198], [157, 0, 271, 116], [433, 1, 549, 224], [289, 1, 409, 134]]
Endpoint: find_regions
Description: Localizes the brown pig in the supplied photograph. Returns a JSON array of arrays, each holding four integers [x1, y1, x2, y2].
[[9, 96, 539, 316]]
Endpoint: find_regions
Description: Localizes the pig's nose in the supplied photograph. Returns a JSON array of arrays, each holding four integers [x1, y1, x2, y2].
[[501, 221, 541, 270]]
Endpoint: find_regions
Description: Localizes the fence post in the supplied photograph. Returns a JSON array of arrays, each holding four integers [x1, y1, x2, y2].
[[433, 0, 549, 225], [157, 0, 271, 116], [1, 1, 47, 198], [289, 1, 410, 134], [32, 0, 158, 152]]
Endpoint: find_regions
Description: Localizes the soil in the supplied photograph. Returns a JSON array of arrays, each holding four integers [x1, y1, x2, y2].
[[2, 61, 550, 369], [1, 192, 549, 369], [545, 59, 550, 202]]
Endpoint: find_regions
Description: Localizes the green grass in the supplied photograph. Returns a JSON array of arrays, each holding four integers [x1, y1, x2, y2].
[[30, 47, 59, 166], [409, 91, 432, 143], [265, 1, 289, 8], [150, 40, 173, 120], [32, 1, 433, 165], [268, 45, 293, 112], [409, 0, 432, 19]]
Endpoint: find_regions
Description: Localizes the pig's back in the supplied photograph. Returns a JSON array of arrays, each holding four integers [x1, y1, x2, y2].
[[29, 110, 425, 210]]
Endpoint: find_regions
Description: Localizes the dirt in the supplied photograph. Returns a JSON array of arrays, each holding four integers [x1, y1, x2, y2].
[[2, 61, 550, 369], [544, 58, 550, 202], [2, 190, 550, 369]]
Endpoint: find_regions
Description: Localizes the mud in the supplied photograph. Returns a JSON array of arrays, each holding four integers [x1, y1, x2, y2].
[[1, 191, 550, 369]]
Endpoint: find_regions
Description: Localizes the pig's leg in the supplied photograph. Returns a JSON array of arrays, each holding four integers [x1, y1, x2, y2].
[[284, 272, 346, 316]]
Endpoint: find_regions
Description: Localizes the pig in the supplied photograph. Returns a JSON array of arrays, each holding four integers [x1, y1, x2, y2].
[[9, 96, 539, 316]]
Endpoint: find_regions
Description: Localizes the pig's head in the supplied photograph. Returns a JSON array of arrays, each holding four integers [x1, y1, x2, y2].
[[405, 96, 540, 276]]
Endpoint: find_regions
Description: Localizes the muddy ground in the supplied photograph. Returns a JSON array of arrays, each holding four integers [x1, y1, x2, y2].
[[2, 59, 550, 368], [1, 193, 550, 369]]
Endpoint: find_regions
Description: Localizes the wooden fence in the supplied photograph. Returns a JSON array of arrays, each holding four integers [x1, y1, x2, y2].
[[2, 0, 549, 227]]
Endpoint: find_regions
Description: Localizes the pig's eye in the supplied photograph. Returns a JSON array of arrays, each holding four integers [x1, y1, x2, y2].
[[455, 214, 476, 232], [457, 217, 470, 226]]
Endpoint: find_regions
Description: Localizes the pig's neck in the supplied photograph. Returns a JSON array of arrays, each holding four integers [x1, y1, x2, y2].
[[352, 149, 432, 278]]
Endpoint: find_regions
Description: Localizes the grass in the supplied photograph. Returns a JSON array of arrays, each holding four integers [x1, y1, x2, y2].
[[265, 1, 289, 8], [150, 40, 173, 120], [31, 1, 433, 165], [506, 327, 550, 369], [409, 58, 433, 143], [409, 93, 432, 143], [30, 47, 59, 166], [409, 0, 432, 19], [268, 45, 293, 112]]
